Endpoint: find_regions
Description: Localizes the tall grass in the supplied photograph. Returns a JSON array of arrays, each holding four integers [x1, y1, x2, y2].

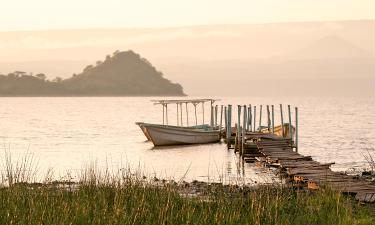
[[0, 151, 373, 224], [363, 148, 375, 176]]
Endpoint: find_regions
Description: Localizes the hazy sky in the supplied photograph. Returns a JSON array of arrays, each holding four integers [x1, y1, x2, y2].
[[1, 0, 375, 31]]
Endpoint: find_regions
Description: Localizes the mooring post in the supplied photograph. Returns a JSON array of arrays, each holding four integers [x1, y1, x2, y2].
[[259, 105, 262, 131], [234, 123, 238, 152], [185, 102, 189, 126], [253, 105, 257, 132], [237, 105, 241, 131], [219, 105, 223, 132], [224, 106, 227, 135], [248, 104, 252, 132], [227, 105, 232, 149], [288, 105, 292, 140], [267, 105, 271, 131], [295, 107, 298, 152], [280, 104, 284, 137], [271, 105, 275, 133], [242, 105, 247, 155], [237, 105, 242, 151]]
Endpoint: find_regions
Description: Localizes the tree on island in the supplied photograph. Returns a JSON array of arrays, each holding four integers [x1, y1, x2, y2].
[[0, 50, 185, 96]]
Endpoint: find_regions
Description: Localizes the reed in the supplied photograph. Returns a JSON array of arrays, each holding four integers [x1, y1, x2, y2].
[[0, 152, 373, 224]]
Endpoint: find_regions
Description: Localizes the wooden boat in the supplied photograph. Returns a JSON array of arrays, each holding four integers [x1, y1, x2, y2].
[[136, 122, 212, 141], [140, 123, 220, 146], [261, 123, 295, 138], [135, 122, 152, 141]]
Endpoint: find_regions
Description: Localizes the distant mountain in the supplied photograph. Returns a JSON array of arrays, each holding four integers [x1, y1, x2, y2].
[[0, 50, 185, 96], [289, 35, 373, 60]]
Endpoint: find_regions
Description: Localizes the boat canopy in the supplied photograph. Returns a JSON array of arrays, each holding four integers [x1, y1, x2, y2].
[[152, 98, 219, 105], [151, 98, 220, 126]]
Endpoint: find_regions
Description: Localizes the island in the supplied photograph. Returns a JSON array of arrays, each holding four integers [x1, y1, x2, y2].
[[0, 50, 185, 96]]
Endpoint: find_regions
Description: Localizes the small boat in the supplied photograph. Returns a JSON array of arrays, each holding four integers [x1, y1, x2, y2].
[[135, 122, 212, 142], [137, 99, 221, 146], [135, 122, 152, 141], [261, 123, 295, 138], [140, 123, 220, 146]]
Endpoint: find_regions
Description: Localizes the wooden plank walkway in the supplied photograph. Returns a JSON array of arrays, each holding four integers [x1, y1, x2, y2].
[[251, 136, 375, 203]]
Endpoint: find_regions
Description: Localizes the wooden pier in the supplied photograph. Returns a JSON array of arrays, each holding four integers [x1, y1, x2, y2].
[[216, 103, 375, 203]]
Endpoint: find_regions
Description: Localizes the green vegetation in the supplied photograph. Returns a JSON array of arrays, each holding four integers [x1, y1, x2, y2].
[[0, 177, 373, 224], [0, 50, 185, 96], [0, 152, 373, 224]]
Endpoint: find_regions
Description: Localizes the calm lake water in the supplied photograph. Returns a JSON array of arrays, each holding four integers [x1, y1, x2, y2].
[[0, 97, 374, 183]]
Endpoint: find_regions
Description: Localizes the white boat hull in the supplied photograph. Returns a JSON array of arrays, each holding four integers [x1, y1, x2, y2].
[[142, 123, 220, 146]]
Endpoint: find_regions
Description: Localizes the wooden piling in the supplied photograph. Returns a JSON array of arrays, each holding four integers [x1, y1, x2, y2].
[[295, 107, 298, 152], [237, 105, 242, 151], [259, 105, 263, 131], [224, 106, 227, 135], [237, 105, 241, 131], [219, 105, 223, 132], [227, 105, 232, 149], [271, 105, 275, 133], [247, 104, 253, 131], [267, 105, 271, 131], [242, 105, 247, 156], [288, 105, 292, 140], [253, 105, 256, 132], [280, 104, 284, 137]]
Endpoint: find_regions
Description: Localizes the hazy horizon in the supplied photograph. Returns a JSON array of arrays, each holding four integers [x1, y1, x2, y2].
[[1, 1, 375, 96]]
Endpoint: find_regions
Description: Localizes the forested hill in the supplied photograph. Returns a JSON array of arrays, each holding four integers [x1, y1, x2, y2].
[[0, 50, 185, 96]]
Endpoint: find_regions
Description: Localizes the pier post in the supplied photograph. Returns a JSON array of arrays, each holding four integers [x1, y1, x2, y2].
[[227, 105, 232, 149], [288, 105, 292, 140], [253, 105, 256, 132], [242, 105, 247, 155], [259, 105, 262, 131], [224, 106, 227, 135], [234, 123, 238, 152], [248, 104, 252, 132], [271, 105, 275, 133], [219, 105, 223, 132], [295, 107, 298, 152], [268, 106, 271, 132], [237, 105, 242, 151], [237, 105, 241, 131], [280, 104, 284, 137], [210, 105, 214, 127]]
